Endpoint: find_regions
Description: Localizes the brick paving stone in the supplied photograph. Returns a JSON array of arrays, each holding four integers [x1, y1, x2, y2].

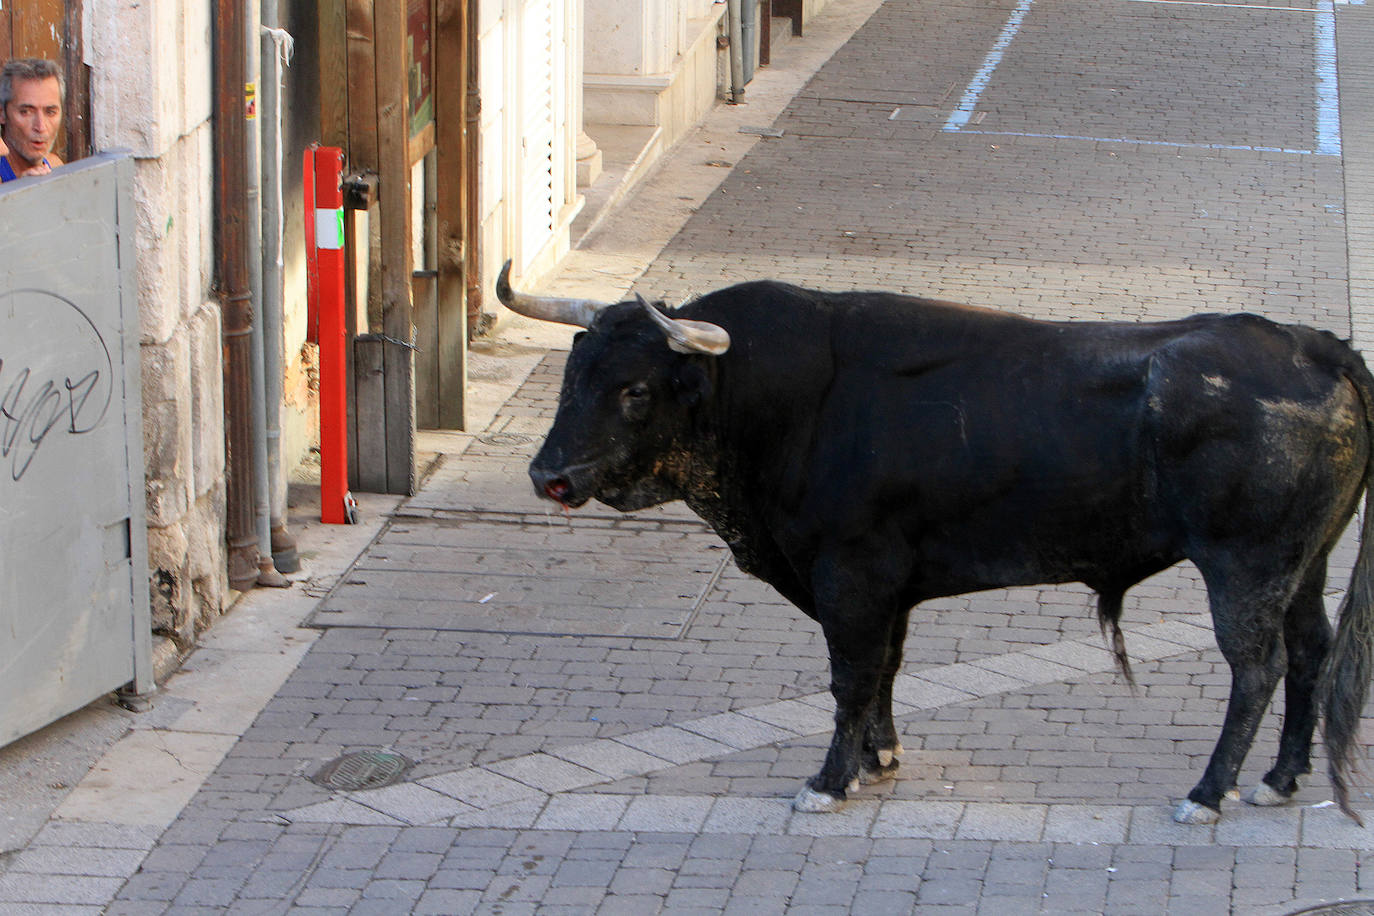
[[956, 802, 1048, 842], [535, 793, 630, 831], [617, 795, 714, 833], [612, 725, 735, 765]]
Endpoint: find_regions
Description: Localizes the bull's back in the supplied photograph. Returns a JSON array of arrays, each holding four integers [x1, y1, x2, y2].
[[790, 306, 1368, 595]]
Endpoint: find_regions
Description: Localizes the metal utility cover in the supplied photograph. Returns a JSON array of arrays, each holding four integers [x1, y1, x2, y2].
[[311, 751, 413, 791]]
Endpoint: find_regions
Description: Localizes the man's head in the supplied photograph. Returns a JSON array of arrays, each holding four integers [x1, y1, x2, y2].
[[0, 59, 63, 168]]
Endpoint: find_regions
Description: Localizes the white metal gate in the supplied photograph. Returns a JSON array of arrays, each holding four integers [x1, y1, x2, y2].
[[0, 154, 153, 747]]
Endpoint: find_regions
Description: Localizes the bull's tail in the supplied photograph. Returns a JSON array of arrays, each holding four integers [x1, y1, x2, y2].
[[1319, 362, 1374, 825]]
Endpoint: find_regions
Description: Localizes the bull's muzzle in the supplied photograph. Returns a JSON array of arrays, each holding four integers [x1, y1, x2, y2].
[[530, 463, 592, 509], [531, 468, 572, 506]]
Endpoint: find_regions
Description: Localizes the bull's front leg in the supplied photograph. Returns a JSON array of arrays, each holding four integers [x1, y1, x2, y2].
[[858, 607, 909, 785], [793, 582, 900, 813]]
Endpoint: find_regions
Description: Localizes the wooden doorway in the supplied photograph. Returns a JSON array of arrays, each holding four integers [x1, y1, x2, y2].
[[318, 0, 478, 495], [0, 0, 91, 163]]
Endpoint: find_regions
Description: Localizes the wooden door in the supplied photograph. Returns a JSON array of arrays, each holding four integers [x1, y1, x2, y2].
[[319, 0, 475, 490]]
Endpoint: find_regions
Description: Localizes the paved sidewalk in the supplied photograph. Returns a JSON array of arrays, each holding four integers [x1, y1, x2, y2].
[[9, 0, 1374, 912]]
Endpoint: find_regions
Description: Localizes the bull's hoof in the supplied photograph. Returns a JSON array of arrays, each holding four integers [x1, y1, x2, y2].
[[793, 786, 846, 813], [1242, 781, 1292, 807], [1172, 799, 1221, 825], [859, 757, 900, 785], [876, 743, 904, 767], [793, 780, 856, 814]]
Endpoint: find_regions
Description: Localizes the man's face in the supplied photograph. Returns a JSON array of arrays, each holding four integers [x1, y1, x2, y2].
[[1, 76, 62, 166]]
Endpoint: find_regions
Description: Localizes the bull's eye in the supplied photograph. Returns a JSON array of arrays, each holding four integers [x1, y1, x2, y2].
[[620, 383, 651, 421]]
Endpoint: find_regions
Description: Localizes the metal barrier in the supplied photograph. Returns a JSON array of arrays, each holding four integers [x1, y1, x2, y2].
[[0, 153, 153, 747]]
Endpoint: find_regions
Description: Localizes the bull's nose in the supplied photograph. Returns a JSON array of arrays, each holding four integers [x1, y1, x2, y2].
[[530, 467, 574, 506]]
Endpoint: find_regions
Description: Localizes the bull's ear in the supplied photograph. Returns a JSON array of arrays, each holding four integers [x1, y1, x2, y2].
[[674, 363, 713, 407]]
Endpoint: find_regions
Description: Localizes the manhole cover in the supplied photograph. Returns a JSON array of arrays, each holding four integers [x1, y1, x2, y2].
[[1288, 903, 1374, 916], [477, 432, 535, 447], [310, 751, 413, 791]]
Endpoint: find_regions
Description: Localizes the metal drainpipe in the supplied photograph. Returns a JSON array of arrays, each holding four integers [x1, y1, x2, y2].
[[464, 0, 482, 336], [260, 1, 299, 574], [245, 0, 287, 587], [742, 0, 757, 84], [727, 0, 746, 104], [215, 0, 260, 594]]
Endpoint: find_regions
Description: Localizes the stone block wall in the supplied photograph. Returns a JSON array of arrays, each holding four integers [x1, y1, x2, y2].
[[88, 0, 227, 651]]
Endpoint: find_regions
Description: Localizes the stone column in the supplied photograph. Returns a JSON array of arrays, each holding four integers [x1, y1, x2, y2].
[[574, 0, 602, 186]]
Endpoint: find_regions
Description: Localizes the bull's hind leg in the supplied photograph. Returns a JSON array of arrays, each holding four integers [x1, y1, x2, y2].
[[1174, 572, 1290, 824], [1243, 565, 1332, 807]]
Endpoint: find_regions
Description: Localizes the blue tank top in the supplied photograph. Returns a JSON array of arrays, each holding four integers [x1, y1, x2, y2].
[[0, 156, 49, 182]]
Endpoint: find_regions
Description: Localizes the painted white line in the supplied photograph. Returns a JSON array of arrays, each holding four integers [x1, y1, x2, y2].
[[944, 0, 1343, 159], [944, 0, 1036, 131], [955, 128, 1328, 156], [1120, 0, 1321, 11], [1316, 0, 1343, 155]]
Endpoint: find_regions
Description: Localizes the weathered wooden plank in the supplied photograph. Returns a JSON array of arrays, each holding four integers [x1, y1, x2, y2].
[[62, 0, 90, 161], [434, 0, 467, 429], [382, 332, 416, 493], [352, 335, 389, 493], [375, 0, 416, 494], [344, 207, 364, 492], [345, 0, 379, 169], [317, 0, 349, 149], [13, 0, 63, 60], [412, 270, 438, 429], [407, 120, 435, 166]]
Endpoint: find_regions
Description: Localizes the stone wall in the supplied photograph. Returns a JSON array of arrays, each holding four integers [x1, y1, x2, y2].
[[88, 0, 227, 651]]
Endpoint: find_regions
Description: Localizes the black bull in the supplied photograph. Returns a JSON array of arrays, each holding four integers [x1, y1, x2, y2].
[[498, 262, 1374, 825]]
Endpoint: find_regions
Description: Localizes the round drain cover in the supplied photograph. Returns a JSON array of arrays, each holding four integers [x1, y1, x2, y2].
[[310, 751, 413, 791], [478, 432, 535, 447], [1288, 903, 1374, 916]]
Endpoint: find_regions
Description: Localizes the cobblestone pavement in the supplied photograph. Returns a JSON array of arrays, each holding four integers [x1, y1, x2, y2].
[[11, 0, 1374, 912]]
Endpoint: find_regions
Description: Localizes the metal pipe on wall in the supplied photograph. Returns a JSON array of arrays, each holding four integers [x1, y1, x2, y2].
[[245, 0, 287, 587], [741, 0, 757, 84], [727, 0, 745, 104], [260, 1, 299, 573], [463, 0, 482, 335], [214, 0, 260, 594]]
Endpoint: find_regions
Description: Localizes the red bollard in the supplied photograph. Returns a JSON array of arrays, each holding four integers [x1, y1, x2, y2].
[[305, 146, 356, 524]]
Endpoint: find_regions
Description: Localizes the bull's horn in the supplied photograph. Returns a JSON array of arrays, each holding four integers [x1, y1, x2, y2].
[[637, 294, 731, 356], [495, 260, 608, 328]]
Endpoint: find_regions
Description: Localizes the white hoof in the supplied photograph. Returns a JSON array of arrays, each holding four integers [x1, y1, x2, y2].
[[793, 786, 846, 813], [1173, 799, 1221, 825], [1242, 782, 1291, 807]]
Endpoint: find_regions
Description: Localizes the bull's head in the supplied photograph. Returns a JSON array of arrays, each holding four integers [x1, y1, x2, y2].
[[496, 261, 730, 511]]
